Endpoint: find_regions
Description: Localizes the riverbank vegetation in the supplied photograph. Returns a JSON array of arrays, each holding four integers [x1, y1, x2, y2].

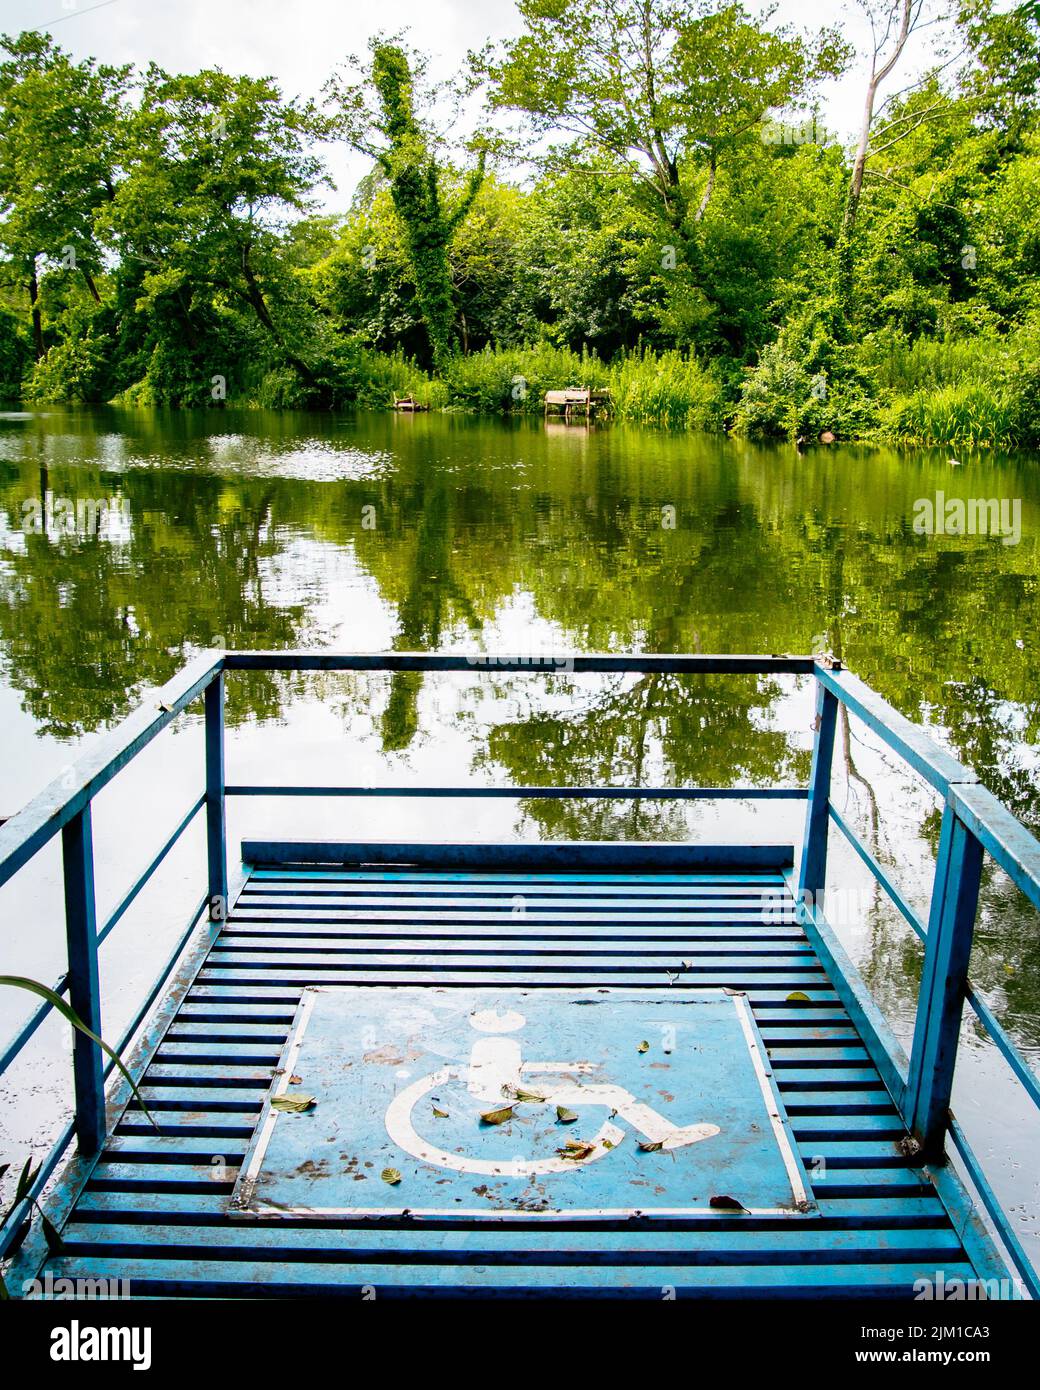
[[1, 2, 1039, 443]]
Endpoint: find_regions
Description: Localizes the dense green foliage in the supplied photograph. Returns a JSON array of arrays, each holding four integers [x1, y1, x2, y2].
[[2, 3, 1040, 442]]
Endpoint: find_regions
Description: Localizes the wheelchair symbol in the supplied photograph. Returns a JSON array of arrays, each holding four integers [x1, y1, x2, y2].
[[383, 1007, 720, 1176]]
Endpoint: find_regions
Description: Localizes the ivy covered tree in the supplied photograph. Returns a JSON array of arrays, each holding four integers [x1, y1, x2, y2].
[[327, 40, 486, 369]]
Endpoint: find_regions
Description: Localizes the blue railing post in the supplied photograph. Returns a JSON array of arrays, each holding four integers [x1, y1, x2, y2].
[[62, 804, 105, 1154], [797, 676, 839, 906], [904, 805, 984, 1160], [205, 673, 228, 923]]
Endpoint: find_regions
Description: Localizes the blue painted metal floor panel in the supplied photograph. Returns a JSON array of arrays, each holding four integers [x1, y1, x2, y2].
[[40, 857, 985, 1298], [231, 986, 813, 1220]]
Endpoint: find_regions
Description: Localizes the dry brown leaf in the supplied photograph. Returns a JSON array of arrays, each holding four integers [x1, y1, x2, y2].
[[480, 1105, 515, 1126], [709, 1194, 749, 1212]]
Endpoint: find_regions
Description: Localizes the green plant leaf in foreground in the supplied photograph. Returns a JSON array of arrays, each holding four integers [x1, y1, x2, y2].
[[0, 975, 158, 1129]]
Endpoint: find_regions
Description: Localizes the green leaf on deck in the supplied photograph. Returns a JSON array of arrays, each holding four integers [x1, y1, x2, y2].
[[271, 1093, 316, 1113], [556, 1106, 578, 1123], [40, 1213, 64, 1255]]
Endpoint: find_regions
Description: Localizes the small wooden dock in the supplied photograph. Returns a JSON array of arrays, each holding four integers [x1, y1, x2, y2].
[[1, 653, 1037, 1299], [544, 387, 610, 421]]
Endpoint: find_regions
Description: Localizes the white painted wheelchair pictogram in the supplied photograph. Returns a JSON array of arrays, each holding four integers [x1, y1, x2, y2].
[[383, 1007, 720, 1176]]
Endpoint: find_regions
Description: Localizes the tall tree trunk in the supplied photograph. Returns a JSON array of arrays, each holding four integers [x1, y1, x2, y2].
[[836, 0, 915, 303], [693, 150, 718, 224], [81, 267, 102, 305], [28, 258, 44, 361], [241, 246, 316, 385]]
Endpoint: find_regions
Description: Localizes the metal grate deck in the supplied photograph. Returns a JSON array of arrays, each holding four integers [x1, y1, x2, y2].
[[40, 859, 983, 1298]]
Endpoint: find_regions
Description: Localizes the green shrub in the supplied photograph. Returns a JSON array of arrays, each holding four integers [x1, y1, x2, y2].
[[0, 309, 28, 400], [733, 315, 878, 440], [608, 348, 723, 429], [885, 382, 1022, 445]]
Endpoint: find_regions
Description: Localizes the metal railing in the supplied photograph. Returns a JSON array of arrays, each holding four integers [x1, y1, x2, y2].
[[0, 651, 1037, 1295]]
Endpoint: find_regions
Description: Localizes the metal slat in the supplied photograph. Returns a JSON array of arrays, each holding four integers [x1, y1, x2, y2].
[[57, 1222, 962, 1262], [39, 1254, 980, 1297]]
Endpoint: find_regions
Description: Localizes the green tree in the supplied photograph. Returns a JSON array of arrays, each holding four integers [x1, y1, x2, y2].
[[481, 0, 846, 231], [107, 65, 329, 403], [0, 32, 131, 360], [328, 41, 486, 369]]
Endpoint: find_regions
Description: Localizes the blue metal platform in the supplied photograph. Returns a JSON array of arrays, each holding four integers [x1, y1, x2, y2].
[[1, 653, 1038, 1299], [23, 852, 993, 1297]]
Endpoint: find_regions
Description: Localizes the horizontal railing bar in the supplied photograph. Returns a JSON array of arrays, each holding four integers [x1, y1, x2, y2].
[[0, 653, 221, 893], [964, 983, 1040, 1113], [827, 805, 927, 940], [949, 782, 1040, 916], [96, 794, 207, 949], [243, 840, 796, 870], [0, 971, 70, 1076], [226, 785, 808, 800], [223, 650, 820, 674], [947, 1114, 1040, 1299], [816, 667, 977, 798]]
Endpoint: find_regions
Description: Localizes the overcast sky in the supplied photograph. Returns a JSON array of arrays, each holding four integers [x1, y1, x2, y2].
[[4, 0, 956, 212]]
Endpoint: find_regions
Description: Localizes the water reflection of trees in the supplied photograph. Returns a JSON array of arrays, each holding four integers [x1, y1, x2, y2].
[[2, 411, 1039, 1044], [476, 672, 809, 840]]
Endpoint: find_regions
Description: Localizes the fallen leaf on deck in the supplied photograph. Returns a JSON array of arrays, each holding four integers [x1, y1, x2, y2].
[[271, 1093, 316, 1113], [556, 1106, 578, 1124], [289, 1074, 302, 1084], [512, 1087, 547, 1103], [710, 1194, 749, 1212], [637, 1140, 664, 1153], [557, 1141, 595, 1161], [480, 1105, 515, 1126], [786, 991, 810, 1003], [637, 1040, 650, 1054], [432, 1106, 448, 1118], [381, 1168, 402, 1185]]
